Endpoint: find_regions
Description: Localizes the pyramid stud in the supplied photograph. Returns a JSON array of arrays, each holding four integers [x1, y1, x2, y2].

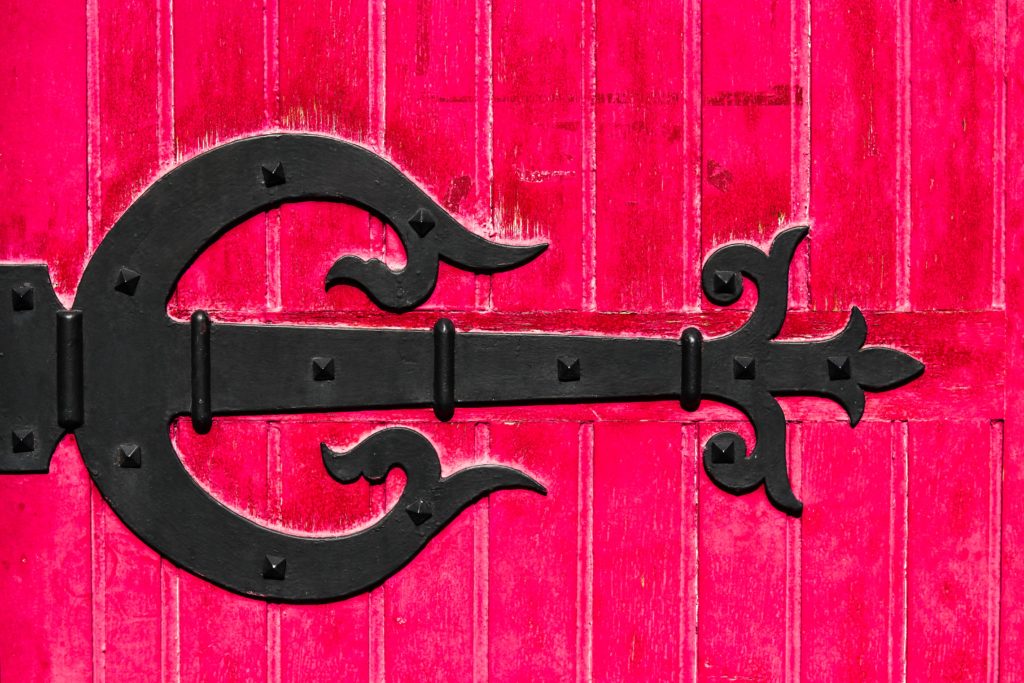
[[709, 440, 735, 464], [406, 499, 433, 526], [557, 356, 581, 382], [261, 163, 286, 187], [263, 554, 287, 580], [827, 356, 852, 380], [713, 270, 739, 295], [11, 429, 35, 453], [408, 208, 436, 237], [733, 356, 756, 380], [114, 267, 141, 296], [117, 443, 142, 468], [11, 284, 34, 311], [311, 357, 335, 381]]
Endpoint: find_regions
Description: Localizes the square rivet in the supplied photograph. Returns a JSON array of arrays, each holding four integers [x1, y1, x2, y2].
[[11, 284, 34, 311], [263, 554, 287, 580], [117, 443, 142, 468], [12, 429, 35, 453], [733, 356, 756, 380], [827, 356, 852, 380], [557, 356, 581, 382], [312, 357, 335, 381]]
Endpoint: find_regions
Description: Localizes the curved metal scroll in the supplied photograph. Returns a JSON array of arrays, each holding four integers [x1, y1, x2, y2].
[[66, 134, 546, 601], [699, 227, 924, 515]]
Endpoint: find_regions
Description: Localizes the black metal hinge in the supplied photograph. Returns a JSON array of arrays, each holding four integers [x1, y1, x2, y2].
[[0, 133, 923, 602]]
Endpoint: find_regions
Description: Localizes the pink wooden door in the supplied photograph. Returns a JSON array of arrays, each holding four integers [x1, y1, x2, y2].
[[0, 0, 1019, 681]]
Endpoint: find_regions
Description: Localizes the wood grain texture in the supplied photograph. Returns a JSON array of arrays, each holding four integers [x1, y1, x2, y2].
[[0, 0, 1015, 680], [907, 420, 999, 681], [1002, 2, 1021, 678], [490, 0, 585, 312], [909, 0, 997, 311], [593, 421, 683, 681], [799, 421, 903, 681], [0, 1, 91, 679], [594, 0, 688, 313], [697, 421, 790, 681], [487, 422, 579, 681], [809, 0, 899, 312]]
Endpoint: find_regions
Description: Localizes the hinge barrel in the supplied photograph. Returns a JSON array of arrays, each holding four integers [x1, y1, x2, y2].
[[56, 310, 84, 429]]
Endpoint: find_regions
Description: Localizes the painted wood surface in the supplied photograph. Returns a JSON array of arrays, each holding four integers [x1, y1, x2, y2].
[[0, 0, 1013, 681]]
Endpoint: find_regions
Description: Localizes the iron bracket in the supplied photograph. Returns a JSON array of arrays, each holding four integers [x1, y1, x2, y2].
[[0, 133, 923, 602]]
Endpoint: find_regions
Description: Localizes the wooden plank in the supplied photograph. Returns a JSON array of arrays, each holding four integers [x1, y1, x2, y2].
[[0, 0, 91, 678], [799, 421, 902, 680], [809, 0, 899, 311], [490, 0, 585, 312], [0, 442, 93, 681], [278, 0, 370, 137], [174, 420, 270, 681], [90, 0, 165, 677], [593, 0, 687, 313], [0, 0, 88, 294], [487, 422, 579, 681], [909, 0, 996, 310], [384, 422, 477, 682], [1002, 0, 1020, 676], [383, 0, 480, 313], [907, 420, 997, 680], [701, 1, 793, 253], [92, 0, 162, 245], [277, 421, 372, 682], [593, 421, 682, 680], [277, 0, 376, 314], [697, 420, 790, 681], [171, 0, 269, 315]]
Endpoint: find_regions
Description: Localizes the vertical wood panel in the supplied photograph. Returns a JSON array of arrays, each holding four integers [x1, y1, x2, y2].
[[593, 421, 682, 680], [487, 422, 578, 681], [278, 0, 375, 314], [383, 0, 480, 312], [0, 443, 92, 681], [593, 0, 686, 312], [1002, 1, 1021, 676], [800, 421, 901, 680], [0, 1, 91, 679], [171, 0, 269, 314], [174, 421, 270, 681], [907, 420, 997, 681], [809, 0, 899, 311], [274, 0, 378, 670], [384, 422, 476, 683], [701, 0, 792, 252], [0, 0, 88, 293], [697, 421, 788, 681], [909, 0, 996, 310], [92, 1, 165, 678], [277, 421, 372, 683], [490, 0, 585, 312]]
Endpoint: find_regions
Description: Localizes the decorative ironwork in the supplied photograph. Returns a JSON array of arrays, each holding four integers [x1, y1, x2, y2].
[[0, 133, 923, 602]]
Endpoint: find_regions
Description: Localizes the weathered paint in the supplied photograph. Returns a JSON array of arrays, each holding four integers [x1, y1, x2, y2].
[[0, 0, 1014, 681]]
